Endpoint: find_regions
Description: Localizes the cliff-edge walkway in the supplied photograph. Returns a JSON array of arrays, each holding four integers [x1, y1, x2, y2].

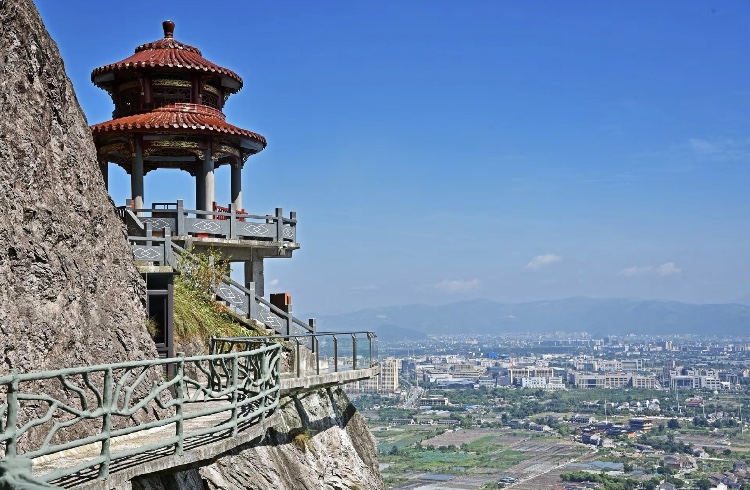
[[0, 333, 379, 490]]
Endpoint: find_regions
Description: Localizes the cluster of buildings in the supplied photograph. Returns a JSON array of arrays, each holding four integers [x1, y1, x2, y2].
[[348, 357, 401, 394], [347, 334, 750, 396], [708, 461, 750, 489], [668, 368, 733, 391], [574, 417, 656, 447]]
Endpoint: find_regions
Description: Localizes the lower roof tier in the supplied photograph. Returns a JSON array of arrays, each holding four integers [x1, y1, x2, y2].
[[91, 103, 266, 172]]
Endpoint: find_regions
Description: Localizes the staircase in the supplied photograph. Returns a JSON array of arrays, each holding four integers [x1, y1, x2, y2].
[[122, 208, 314, 337]]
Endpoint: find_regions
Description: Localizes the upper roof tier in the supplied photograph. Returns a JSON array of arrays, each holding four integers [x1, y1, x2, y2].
[[91, 20, 243, 94]]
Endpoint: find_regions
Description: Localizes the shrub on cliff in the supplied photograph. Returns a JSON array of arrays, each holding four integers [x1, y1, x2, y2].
[[171, 248, 257, 345]]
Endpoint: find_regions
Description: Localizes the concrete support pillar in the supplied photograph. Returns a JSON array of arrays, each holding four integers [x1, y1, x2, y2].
[[231, 162, 242, 211], [131, 140, 144, 214], [202, 147, 215, 212], [244, 250, 264, 298], [99, 159, 108, 191]]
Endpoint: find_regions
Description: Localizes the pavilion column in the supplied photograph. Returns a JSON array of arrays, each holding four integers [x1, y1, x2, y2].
[[244, 250, 264, 298], [231, 161, 242, 211], [201, 147, 215, 212], [195, 170, 205, 213], [131, 139, 144, 215]]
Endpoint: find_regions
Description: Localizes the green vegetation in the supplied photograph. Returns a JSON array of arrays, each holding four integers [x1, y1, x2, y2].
[[381, 446, 526, 474], [173, 248, 257, 344], [290, 428, 315, 454], [560, 471, 640, 490], [637, 433, 693, 454]]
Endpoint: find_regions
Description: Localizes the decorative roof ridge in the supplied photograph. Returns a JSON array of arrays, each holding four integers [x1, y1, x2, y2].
[[152, 103, 227, 120], [134, 39, 202, 55], [90, 20, 243, 92], [135, 23, 201, 54]]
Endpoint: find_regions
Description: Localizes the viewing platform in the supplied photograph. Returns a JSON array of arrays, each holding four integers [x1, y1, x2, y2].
[[120, 200, 299, 262]]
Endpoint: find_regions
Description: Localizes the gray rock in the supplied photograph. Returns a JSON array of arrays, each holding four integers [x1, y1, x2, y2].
[[0, 0, 158, 451], [199, 387, 383, 490], [131, 388, 383, 490]]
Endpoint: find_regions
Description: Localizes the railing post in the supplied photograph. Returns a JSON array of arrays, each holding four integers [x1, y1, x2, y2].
[[230, 354, 240, 437], [308, 318, 316, 334], [175, 352, 185, 455], [5, 371, 19, 457], [333, 336, 338, 373], [296, 339, 302, 378], [164, 227, 173, 267], [352, 334, 357, 371], [315, 337, 320, 375], [247, 282, 258, 320], [176, 199, 185, 236], [229, 204, 237, 240], [286, 304, 293, 336], [289, 211, 297, 242], [275, 207, 284, 242], [369, 333, 374, 368], [98, 367, 113, 480], [145, 222, 153, 248]]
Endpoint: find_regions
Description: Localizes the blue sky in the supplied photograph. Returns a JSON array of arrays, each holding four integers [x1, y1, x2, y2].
[[37, 1, 750, 314]]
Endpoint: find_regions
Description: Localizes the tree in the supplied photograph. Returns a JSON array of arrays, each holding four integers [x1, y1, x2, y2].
[[644, 477, 660, 490], [696, 477, 712, 490], [668, 418, 681, 430]]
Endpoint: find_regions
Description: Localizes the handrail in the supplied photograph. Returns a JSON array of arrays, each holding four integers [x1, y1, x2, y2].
[[0, 344, 282, 483], [211, 332, 379, 378], [120, 199, 297, 242]]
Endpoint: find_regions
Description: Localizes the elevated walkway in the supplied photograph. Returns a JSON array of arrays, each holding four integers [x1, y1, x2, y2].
[[0, 333, 379, 490]]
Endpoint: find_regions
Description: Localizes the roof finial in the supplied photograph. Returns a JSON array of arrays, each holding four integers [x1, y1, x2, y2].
[[163, 20, 175, 39]]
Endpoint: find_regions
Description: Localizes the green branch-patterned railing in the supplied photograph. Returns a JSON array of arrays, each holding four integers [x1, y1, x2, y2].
[[0, 343, 281, 484], [211, 332, 379, 378]]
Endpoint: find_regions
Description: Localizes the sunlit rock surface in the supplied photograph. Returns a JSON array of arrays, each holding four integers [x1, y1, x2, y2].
[[0, 0, 155, 374]]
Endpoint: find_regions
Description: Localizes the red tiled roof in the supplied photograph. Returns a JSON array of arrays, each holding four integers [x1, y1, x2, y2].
[[91, 21, 243, 91], [90, 103, 266, 147]]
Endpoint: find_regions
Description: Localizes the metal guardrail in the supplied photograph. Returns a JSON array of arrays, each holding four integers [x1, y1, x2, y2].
[[211, 332, 379, 379], [120, 199, 296, 243], [0, 344, 281, 483]]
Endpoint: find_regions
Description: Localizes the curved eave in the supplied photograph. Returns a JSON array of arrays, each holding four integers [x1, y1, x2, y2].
[[91, 64, 243, 94], [90, 108, 266, 151]]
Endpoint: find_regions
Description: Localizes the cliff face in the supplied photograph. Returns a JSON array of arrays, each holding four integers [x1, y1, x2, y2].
[[133, 387, 384, 490], [200, 387, 383, 490], [0, 0, 156, 373]]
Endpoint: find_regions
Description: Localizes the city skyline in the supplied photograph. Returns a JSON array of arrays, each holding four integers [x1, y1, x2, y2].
[[37, 0, 750, 313]]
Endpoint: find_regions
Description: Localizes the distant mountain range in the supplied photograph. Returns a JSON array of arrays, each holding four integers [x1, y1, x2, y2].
[[308, 297, 750, 339]]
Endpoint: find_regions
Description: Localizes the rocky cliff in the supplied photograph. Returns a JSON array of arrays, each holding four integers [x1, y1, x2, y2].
[[133, 387, 384, 490], [0, 0, 156, 373]]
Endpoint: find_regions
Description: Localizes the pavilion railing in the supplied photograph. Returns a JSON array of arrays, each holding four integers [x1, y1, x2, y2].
[[0, 343, 281, 484], [211, 332, 379, 379], [126, 232, 315, 337], [120, 199, 296, 243]]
